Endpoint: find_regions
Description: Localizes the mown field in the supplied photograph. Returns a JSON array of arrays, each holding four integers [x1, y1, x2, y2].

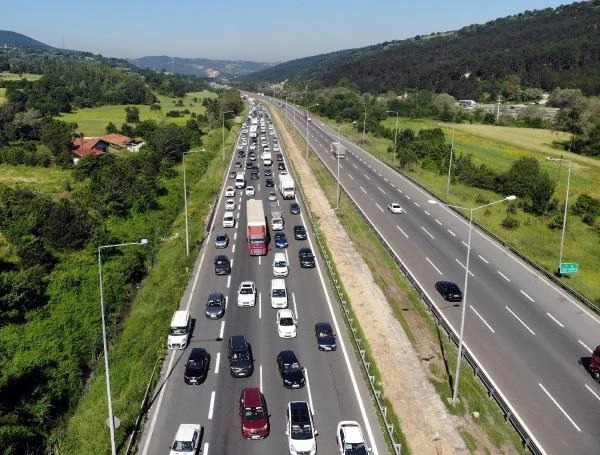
[[59, 90, 217, 136]]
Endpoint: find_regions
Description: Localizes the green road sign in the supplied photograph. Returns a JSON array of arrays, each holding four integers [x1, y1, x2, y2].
[[560, 263, 578, 274]]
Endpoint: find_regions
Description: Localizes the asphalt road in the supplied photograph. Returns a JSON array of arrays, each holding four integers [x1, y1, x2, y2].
[[276, 98, 600, 455], [137, 103, 387, 455]]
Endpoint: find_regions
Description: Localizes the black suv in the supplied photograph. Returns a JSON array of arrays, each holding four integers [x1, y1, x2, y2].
[[293, 225, 307, 240], [314, 322, 336, 351], [228, 335, 254, 377], [277, 350, 305, 388], [298, 247, 315, 268], [214, 255, 231, 275], [184, 348, 210, 385]]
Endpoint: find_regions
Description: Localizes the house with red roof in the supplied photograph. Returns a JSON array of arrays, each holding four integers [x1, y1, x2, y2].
[[71, 138, 109, 164]]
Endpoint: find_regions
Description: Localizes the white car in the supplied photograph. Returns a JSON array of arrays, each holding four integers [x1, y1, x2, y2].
[[273, 252, 289, 277], [286, 401, 317, 455], [169, 423, 201, 455], [273, 143, 280, 152], [225, 186, 235, 197], [245, 186, 255, 196], [387, 202, 405, 214], [225, 198, 236, 211], [237, 281, 257, 307], [268, 192, 277, 202], [336, 421, 371, 454], [276, 309, 297, 338], [222, 211, 235, 228]]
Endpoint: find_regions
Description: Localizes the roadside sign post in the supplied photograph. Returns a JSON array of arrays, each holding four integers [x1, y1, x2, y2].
[[559, 263, 578, 274]]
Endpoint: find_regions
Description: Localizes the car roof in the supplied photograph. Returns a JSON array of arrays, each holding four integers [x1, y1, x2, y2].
[[278, 308, 293, 317], [299, 247, 312, 253], [316, 322, 332, 331], [208, 291, 223, 300], [229, 335, 247, 349], [174, 423, 200, 441], [241, 387, 262, 406], [338, 421, 365, 443], [279, 350, 298, 362], [215, 254, 228, 260], [240, 280, 254, 287], [188, 347, 207, 361]]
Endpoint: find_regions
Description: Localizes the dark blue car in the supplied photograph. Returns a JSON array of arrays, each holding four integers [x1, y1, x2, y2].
[[274, 232, 288, 248]]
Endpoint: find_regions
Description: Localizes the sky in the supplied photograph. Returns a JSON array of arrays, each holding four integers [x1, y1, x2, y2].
[[2, 0, 572, 63]]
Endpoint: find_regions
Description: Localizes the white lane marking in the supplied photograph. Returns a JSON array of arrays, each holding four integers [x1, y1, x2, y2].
[[397, 188, 403, 194], [506, 306, 535, 335], [230, 258, 234, 270], [375, 203, 384, 212], [478, 255, 489, 264], [461, 241, 468, 248], [455, 258, 474, 277], [396, 225, 408, 239], [377, 186, 385, 194], [214, 353, 220, 374], [352, 163, 358, 169], [258, 292, 262, 319], [260, 364, 263, 392], [203, 443, 209, 455], [585, 384, 600, 402], [414, 201, 420, 208], [538, 383, 581, 432], [232, 244, 236, 254], [520, 290, 535, 303], [421, 226, 434, 239], [360, 186, 367, 194], [227, 275, 231, 288], [391, 183, 396, 188], [364, 174, 370, 181], [304, 367, 315, 416], [497, 271, 510, 282], [219, 321, 225, 339], [447, 229, 455, 237], [233, 231, 237, 241], [470, 306, 495, 333], [578, 340, 593, 353], [405, 194, 411, 200], [546, 312, 564, 328], [424, 210, 431, 216], [207, 391, 216, 420], [292, 293, 298, 319], [384, 177, 389, 182], [349, 174, 355, 180], [426, 257, 442, 275], [225, 295, 228, 309]]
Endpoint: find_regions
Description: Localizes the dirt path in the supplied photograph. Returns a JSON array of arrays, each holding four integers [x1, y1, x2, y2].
[[272, 111, 468, 454]]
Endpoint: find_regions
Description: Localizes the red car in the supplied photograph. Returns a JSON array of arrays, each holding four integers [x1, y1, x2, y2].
[[240, 387, 270, 439]]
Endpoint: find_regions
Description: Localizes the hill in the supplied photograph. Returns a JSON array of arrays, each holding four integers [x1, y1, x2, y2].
[[128, 55, 274, 80], [243, 1, 600, 98], [0, 30, 52, 50]]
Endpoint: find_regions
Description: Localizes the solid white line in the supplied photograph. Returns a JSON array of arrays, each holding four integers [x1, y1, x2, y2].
[[219, 321, 225, 339], [421, 226, 434, 239], [214, 353, 220, 374], [258, 292, 262, 319], [395, 225, 408, 239], [208, 391, 216, 419], [538, 383, 581, 432], [203, 443, 209, 455], [447, 229, 455, 237], [546, 312, 564, 328], [585, 384, 600, 402], [470, 305, 495, 333], [520, 290, 535, 303], [377, 186, 385, 194], [292, 293, 298, 319], [304, 367, 315, 415], [497, 271, 510, 282], [455, 258, 474, 277], [578, 340, 593, 353], [426, 257, 443, 275], [360, 186, 367, 194], [478, 255, 489, 264], [506, 306, 535, 335], [375, 203, 384, 212]]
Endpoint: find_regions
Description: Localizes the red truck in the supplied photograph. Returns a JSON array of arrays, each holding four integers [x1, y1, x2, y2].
[[246, 199, 267, 256], [591, 346, 600, 380]]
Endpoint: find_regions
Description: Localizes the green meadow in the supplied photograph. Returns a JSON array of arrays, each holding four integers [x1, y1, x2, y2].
[[0, 71, 43, 82]]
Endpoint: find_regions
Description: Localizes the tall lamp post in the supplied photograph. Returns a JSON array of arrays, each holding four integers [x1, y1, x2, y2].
[[98, 238, 148, 455], [428, 195, 516, 403], [387, 110, 399, 165], [446, 127, 455, 199], [222, 110, 233, 161], [336, 121, 356, 210], [546, 156, 572, 276], [183, 149, 203, 256], [305, 103, 319, 158], [361, 102, 367, 145]]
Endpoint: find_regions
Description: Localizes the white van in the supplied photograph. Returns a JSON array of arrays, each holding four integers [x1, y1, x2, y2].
[[273, 252, 289, 277], [271, 278, 288, 308], [223, 211, 235, 228], [235, 172, 245, 189], [167, 310, 191, 349]]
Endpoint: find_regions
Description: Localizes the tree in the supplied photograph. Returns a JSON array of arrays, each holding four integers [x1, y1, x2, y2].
[[147, 124, 190, 163], [105, 122, 118, 134], [40, 119, 77, 157], [125, 106, 140, 123]]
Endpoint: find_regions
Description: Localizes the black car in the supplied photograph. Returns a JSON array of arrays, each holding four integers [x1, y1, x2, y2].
[[276, 350, 305, 388], [205, 292, 226, 319], [265, 178, 274, 187], [293, 225, 307, 240], [234, 161, 242, 168], [278, 162, 286, 171], [184, 348, 210, 385], [264, 169, 273, 177], [435, 280, 463, 302], [289, 202, 300, 215], [214, 254, 231, 275], [229, 335, 254, 377], [251, 171, 260, 180], [314, 322, 336, 351], [276, 153, 283, 161], [298, 247, 315, 268]]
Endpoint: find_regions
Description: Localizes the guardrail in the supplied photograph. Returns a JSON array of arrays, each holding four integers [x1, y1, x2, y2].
[[275, 100, 547, 455]]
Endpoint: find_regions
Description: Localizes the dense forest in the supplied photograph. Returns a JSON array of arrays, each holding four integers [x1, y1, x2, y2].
[[244, 1, 600, 98]]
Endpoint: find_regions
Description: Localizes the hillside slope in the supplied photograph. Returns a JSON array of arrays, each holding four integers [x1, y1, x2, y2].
[[0, 30, 51, 49]]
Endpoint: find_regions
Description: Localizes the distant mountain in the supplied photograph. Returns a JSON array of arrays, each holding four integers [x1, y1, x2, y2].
[[0, 30, 52, 50], [128, 56, 275, 80], [244, 1, 600, 97]]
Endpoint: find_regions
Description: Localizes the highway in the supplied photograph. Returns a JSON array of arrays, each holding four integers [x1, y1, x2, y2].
[[137, 102, 387, 454], [275, 97, 600, 454]]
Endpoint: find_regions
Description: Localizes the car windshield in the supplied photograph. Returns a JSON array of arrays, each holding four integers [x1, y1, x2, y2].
[[244, 406, 265, 421], [240, 287, 253, 294], [231, 351, 249, 360], [272, 289, 286, 297], [283, 361, 301, 372], [291, 424, 313, 439], [170, 326, 187, 335], [216, 258, 227, 265], [216, 235, 226, 242], [280, 317, 294, 326], [207, 299, 222, 307], [250, 237, 265, 244], [346, 442, 367, 452], [172, 441, 194, 451], [275, 260, 286, 267], [318, 329, 332, 337], [188, 359, 204, 368]]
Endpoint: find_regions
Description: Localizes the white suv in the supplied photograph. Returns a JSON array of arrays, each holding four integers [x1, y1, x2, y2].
[[237, 281, 257, 307], [169, 424, 201, 455], [223, 211, 235, 228], [336, 420, 371, 454], [286, 401, 317, 455]]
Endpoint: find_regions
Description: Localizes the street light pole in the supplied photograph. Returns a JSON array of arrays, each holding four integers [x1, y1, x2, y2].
[[222, 110, 233, 161], [336, 121, 356, 210], [387, 110, 399, 165], [428, 195, 516, 403], [306, 103, 319, 159], [547, 157, 572, 275], [98, 238, 148, 455], [183, 149, 202, 256], [362, 102, 367, 146], [446, 127, 455, 199]]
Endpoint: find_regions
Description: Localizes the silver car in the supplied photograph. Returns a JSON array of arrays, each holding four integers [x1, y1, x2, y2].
[[215, 233, 229, 249]]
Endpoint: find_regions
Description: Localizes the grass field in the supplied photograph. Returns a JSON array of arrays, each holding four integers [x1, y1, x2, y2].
[[0, 163, 76, 196], [59, 90, 217, 136], [0, 71, 42, 82]]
